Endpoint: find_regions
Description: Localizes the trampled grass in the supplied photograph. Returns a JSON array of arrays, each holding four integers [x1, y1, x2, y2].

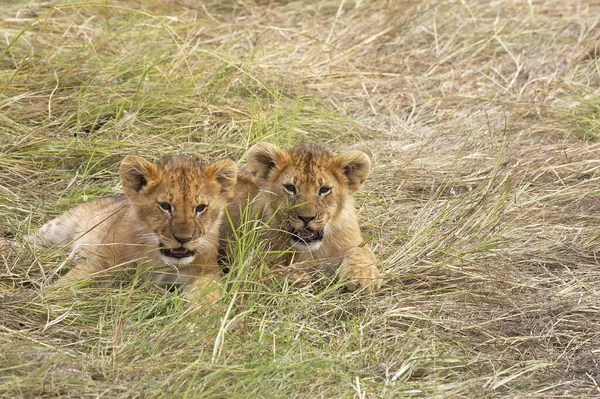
[[2, 0, 600, 397]]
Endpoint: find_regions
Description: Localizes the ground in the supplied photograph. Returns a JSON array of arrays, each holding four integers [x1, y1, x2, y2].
[[1, 1, 600, 398]]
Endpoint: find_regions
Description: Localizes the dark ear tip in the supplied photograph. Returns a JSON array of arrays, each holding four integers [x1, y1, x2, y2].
[[214, 158, 237, 172], [120, 156, 156, 193], [209, 159, 238, 194], [247, 142, 286, 181], [335, 150, 371, 192]]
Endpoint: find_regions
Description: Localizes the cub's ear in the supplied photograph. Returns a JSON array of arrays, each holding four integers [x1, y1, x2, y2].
[[205, 159, 238, 198], [246, 142, 289, 182], [333, 150, 371, 192], [120, 155, 158, 196]]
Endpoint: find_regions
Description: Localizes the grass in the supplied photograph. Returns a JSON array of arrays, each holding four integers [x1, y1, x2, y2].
[[2, 0, 600, 397]]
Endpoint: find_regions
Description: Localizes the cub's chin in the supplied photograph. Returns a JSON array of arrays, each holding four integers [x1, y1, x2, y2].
[[289, 227, 324, 251]]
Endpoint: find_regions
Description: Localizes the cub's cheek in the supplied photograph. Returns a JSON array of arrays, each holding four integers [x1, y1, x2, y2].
[[140, 213, 160, 229], [196, 215, 215, 235]]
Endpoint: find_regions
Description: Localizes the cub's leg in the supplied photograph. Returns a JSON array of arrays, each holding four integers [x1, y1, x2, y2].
[[338, 246, 382, 293], [30, 212, 81, 250], [31, 213, 91, 281], [61, 260, 109, 280]]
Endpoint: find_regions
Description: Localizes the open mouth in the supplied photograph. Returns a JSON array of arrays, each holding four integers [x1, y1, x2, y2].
[[159, 244, 196, 259], [289, 227, 324, 245]]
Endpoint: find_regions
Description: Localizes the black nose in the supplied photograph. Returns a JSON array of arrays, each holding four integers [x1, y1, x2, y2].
[[173, 235, 192, 244], [298, 215, 316, 225]]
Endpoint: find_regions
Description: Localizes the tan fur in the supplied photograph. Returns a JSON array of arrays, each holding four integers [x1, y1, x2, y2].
[[222, 143, 382, 293], [33, 155, 237, 303]]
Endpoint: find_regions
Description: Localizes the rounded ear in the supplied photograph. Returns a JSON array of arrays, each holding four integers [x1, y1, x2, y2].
[[246, 142, 289, 182], [204, 159, 238, 198], [333, 150, 371, 192], [120, 155, 158, 196]]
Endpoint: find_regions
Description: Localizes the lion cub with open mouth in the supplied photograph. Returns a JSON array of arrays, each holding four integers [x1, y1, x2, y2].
[[223, 143, 382, 293], [32, 155, 237, 303]]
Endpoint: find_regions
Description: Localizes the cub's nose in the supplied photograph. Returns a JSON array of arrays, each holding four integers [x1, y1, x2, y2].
[[173, 235, 192, 244], [297, 215, 316, 226]]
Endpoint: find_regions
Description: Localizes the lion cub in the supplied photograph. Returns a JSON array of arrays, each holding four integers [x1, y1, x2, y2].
[[223, 143, 382, 293], [33, 155, 237, 302]]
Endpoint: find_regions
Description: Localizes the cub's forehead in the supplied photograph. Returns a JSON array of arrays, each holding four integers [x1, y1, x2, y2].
[[155, 158, 219, 202], [285, 145, 337, 185], [288, 144, 332, 163], [157, 155, 203, 173]]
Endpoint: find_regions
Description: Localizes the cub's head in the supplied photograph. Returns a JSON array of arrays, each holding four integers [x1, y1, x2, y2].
[[120, 155, 237, 265], [247, 143, 370, 250]]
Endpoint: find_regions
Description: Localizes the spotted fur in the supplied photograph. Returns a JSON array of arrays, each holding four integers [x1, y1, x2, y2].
[[33, 155, 237, 302], [222, 143, 382, 293]]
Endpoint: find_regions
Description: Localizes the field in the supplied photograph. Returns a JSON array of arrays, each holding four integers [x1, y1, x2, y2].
[[1, 0, 600, 397]]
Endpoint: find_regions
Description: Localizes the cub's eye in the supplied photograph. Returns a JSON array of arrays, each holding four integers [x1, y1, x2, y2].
[[283, 184, 297, 195], [195, 204, 208, 214], [318, 186, 332, 196], [158, 202, 172, 212]]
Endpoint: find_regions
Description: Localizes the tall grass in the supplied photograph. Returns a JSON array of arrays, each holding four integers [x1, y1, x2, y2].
[[1, 0, 600, 397]]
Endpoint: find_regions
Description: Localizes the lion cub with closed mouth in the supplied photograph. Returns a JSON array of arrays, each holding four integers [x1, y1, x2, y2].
[[223, 143, 382, 293], [32, 155, 237, 302]]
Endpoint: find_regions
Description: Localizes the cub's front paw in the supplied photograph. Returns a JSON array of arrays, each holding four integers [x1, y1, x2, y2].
[[339, 247, 382, 294], [187, 277, 222, 304]]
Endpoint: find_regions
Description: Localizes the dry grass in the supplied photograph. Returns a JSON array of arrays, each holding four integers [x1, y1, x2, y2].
[[1, 0, 600, 397]]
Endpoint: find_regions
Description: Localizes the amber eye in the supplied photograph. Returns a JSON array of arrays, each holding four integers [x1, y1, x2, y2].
[[158, 202, 172, 212], [318, 186, 331, 196], [283, 184, 297, 195], [195, 204, 207, 214]]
